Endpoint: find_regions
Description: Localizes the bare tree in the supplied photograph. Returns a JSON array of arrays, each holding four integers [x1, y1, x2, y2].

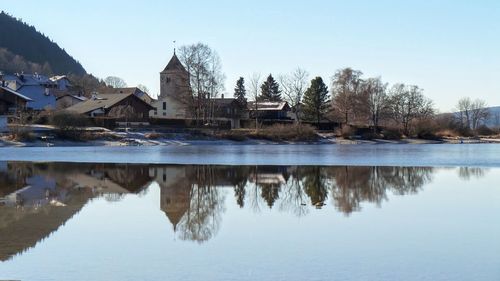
[[388, 84, 434, 135], [279, 68, 309, 123], [248, 72, 262, 130], [470, 99, 489, 130], [178, 43, 225, 123], [331, 68, 363, 126], [361, 77, 389, 129], [104, 76, 127, 88], [456, 97, 473, 129]]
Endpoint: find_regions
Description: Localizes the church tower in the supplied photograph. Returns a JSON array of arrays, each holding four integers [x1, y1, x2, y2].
[[153, 52, 192, 118], [159, 53, 190, 100]]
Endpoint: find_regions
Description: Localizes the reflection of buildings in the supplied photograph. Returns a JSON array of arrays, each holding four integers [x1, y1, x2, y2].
[[0, 162, 155, 261], [151, 166, 191, 231], [0, 162, 455, 254]]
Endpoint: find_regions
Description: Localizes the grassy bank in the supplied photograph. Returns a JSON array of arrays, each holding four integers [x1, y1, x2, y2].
[[215, 124, 319, 142]]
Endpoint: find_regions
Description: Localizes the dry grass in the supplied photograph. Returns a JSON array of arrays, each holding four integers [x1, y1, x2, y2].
[[435, 129, 461, 138], [216, 124, 318, 142]]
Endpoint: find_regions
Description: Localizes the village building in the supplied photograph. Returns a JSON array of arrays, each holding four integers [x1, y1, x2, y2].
[[65, 92, 154, 120], [151, 53, 193, 119], [208, 96, 248, 128], [2, 73, 59, 110], [247, 101, 292, 120], [99, 87, 153, 104], [55, 93, 88, 110], [0, 85, 32, 132], [0, 85, 32, 115]]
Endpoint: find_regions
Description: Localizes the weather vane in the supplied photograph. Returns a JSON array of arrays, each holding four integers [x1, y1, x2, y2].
[[173, 40, 176, 54]]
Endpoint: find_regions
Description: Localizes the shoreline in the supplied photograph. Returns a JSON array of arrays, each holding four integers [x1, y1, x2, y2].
[[1, 133, 499, 148]]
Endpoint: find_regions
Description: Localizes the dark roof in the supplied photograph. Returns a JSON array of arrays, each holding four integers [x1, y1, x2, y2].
[[0, 86, 33, 101], [162, 53, 187, 73], [66, 93, 153, 114], [99, 87, 141, 95], [211, 98, 239, 106]]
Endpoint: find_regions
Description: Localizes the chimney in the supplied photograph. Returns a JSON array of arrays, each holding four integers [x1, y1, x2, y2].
[[221, 94, 224, 99]]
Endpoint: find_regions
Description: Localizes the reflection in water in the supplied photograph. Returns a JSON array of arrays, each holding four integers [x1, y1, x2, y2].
[[0, 162, 486, 260]]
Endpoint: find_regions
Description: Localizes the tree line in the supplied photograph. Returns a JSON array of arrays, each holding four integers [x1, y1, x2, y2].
[[231, 68, 436, 136], [171, 42, 497, 136]]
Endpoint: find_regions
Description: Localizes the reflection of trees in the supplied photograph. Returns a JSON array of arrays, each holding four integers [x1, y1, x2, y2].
[[326, 167, 434, 214], [2, 162, 488, 248], [176, 166, 226, 243], [458, 167, 488, 181], [302, 167, 328, 206], [239, 166, 436, 215]]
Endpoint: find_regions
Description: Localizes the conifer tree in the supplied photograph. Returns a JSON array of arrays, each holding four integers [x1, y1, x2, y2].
[[303, 77, 330, 125], [259, 74, 282, 102], [233, 77, 247, 107]]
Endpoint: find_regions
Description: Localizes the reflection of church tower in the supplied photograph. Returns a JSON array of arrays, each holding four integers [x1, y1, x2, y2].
[[153, 52, 192, 119], [160, 184, 190, 231]]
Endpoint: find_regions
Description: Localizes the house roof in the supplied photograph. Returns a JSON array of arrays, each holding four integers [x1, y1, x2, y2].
[[0, 85, 33, 101], [49, 75, 68, 82], [66, 93, 153, 114], [211, 98, 240, 107], [162, 53, 187, 73], [3, 73, 54, 86], [99, 87, 141, 95], [55, 93, 88, 102], [247, 101, 290, 111], [99, 87, 153, 102]]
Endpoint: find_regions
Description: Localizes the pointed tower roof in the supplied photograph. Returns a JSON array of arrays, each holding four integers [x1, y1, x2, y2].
[[162, 53, 187, 73]]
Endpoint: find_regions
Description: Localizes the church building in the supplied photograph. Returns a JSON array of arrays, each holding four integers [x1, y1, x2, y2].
[[150, 53, 193, 119]]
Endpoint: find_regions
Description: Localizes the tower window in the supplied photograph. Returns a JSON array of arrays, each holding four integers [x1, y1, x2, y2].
[[163, 102, 167, 110], [166, 77, 171, 83]]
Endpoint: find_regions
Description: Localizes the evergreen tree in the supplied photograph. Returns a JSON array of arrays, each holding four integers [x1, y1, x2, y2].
[[303, 77, 330, 125], [259, 74, 282, 102], [233, 77, 247, 107]]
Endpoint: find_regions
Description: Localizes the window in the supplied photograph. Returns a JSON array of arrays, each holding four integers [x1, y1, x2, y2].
[[163, 102, 167, 110], [166, 77, 171, 83], [163, 112, 166, 116]]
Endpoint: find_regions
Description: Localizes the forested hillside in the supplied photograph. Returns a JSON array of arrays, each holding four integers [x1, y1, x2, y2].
[[0, 11, 86, 75]]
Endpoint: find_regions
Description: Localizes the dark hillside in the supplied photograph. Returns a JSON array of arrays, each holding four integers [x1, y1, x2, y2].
[[0, 11, 86, 75]]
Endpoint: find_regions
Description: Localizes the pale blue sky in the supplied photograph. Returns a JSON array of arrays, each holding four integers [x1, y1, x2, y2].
[[3, 0, 500, 111]]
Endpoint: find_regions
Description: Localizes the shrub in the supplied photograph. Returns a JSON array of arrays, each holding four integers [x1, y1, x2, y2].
[[251, 123, 318, 142], [381, 128, 402, 140], [360, 132, 378, 140], [216, 130, 248, 141], [476, 125, 496, 136], [435, 129, 460, 138], [340, 126, 354, 139], [50, 111, 90, 130]]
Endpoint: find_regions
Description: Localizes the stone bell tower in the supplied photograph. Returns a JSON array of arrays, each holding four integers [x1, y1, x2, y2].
[[159, 52, 191, 100], [152, 51, 192, 118]]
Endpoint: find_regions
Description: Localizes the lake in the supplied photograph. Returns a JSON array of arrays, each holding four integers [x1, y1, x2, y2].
[[0, 159, 499, 281], [0, 143, 500, 166]]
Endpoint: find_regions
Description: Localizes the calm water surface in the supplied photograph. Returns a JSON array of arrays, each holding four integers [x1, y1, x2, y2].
[[0, 143, 499, 166], [0, 162, 499, 281]]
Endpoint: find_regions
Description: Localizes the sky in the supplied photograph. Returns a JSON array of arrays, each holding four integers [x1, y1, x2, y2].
[[2, 0, 500, 112]]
